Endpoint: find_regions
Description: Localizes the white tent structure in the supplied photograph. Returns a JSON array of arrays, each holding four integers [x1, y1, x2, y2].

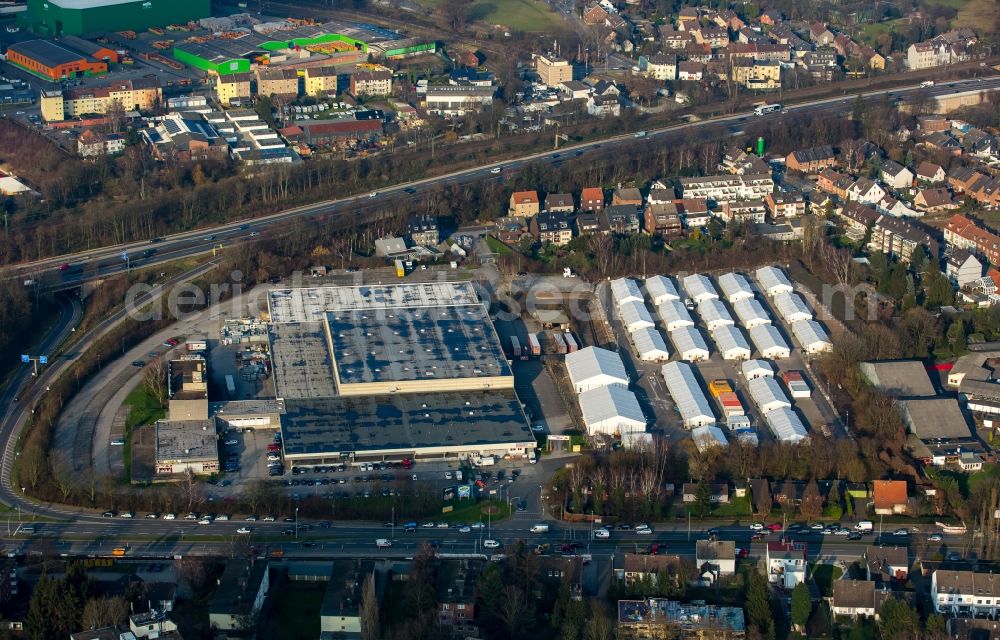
[[632, 326, 671, 362], [740, 359, 775, 380], [755, 266, 794, 297], [645, 275, 680, 305], [748, 376, 793, 414], [717, 273, 755, 303], [791, 320, 833, 354], [565, 346, 628, 393], [733, 298, 772, 329], [772, 292, 813, 324], [619, 300, 655, 333], [697, 298, 735, 331], [670, 325, 711, 362], [691, 425, 729, 452], [748, 324, 791, 359], [578, 385, 647, 437], [711, 325, 752, 361], [657, 299, 695, 332], [611, 277, 644, 307], [661, 361, 716, 428], [764, 406, 809, 443], [682, 274, 720, 304]]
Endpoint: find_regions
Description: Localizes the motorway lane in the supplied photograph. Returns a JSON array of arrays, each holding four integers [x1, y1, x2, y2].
[[6, 76, 1000, 290]]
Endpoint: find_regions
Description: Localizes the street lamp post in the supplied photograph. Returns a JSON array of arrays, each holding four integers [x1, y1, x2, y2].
[[295, 507, 299, 540]]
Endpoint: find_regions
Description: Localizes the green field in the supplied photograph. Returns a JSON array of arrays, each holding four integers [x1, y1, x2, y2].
[[418, 0, 562, 32]]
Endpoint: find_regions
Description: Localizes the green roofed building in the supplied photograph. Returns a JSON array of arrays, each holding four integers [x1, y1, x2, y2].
[[19, 0, 210, 36]]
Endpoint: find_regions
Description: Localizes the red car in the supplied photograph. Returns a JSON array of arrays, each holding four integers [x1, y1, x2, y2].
[[751, 533, 765, 541], [766, 523, 783, 531], [58, 263, 70, 271]]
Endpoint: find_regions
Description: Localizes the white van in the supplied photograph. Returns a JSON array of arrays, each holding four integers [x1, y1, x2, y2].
[[529, 524, 549, 533], [375, 538, 392, 548]]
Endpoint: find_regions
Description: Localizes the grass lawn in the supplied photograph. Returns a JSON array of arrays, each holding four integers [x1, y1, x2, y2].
[[416, 0, 561, 31], [685, 495, 753, 518], [260, 581, 325, 640], [122, 386, 165, 482], [810, 563, 843, 597], [439, 499, 512, 524], [485, 235, 513, 255]]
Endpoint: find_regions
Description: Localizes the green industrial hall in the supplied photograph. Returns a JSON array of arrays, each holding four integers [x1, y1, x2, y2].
[[19, 0, 210, 36]]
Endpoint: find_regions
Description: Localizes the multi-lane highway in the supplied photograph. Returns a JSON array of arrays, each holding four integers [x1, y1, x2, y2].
[[6, 75, 1000, 294]]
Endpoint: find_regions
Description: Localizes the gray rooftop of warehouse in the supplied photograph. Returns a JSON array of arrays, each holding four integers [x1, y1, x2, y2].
[[279, 391, 535, 457], [900, 398, 973, 440], [269, 322, 339, 400], [859, 361, 936, 397], [267, 282, 482, 323], [9, 40, 90, 68], [327, 304, 509, 385], [154, 419, 218, 462]]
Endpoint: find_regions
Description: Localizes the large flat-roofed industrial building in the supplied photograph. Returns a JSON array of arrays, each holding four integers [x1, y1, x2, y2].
[[19, 0, 209, 36], [266, 283, 535, 466]]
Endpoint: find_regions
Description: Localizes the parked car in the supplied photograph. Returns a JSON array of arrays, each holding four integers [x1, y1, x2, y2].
[[749, 523, 764, 531], [593, 528, 610, 539], [766, 523, 782, 531], [928, 534, 943, 542], [483, 539, 500, 548]]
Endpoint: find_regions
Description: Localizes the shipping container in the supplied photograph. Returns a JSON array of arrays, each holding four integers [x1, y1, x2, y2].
[[510, 336, 522, 358], [527, 333, 542, 357], [716, 391, 745, 417], [225, 375, 236, 397], [553, 331, 568, 355], [708, 379, 733, 398], [563, 333, 578, 353]]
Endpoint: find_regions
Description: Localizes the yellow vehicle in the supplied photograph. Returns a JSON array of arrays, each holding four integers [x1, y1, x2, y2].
[[112, 547, 127, 557]]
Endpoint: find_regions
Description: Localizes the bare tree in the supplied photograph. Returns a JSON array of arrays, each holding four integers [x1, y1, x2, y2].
[[360, 572, 379, 640], [589, 233, 615, 276], [82, 596, 128, 629], [499, 585, 528, 640], [50, 451, 76, 501], [143, 358, 168, 407], [583, 599, 614, 640]]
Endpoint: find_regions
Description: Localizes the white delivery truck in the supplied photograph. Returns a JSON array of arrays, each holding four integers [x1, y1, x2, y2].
[[530, 524, 549, 533], [855, 520, 874, 533]]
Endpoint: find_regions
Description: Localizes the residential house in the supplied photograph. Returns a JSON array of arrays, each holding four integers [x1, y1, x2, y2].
[[830, 580, 895, 619], [144, 581, 177, 613], [737, 27, 769, 44], [766, 192, 806, 220], [350, 68, 393, 96], [215, 72, 253, 107], [437, 559, 480, 638], [693, 25, 729, 48], [726, 43, 792, 62], [720, 199, 767, 224], [786, 145, 837, 173], [870, 214, 939, 262], [256, 67, 299, 99], [532, 556, 584, 600], [837, 202, 879, 237], [802, 48, 837, 69], [916, 161, 946, 184], [878, 195, 921, 218], [208, 560, 270, 631], [644, 202, 683, 237], [587, 92, 620, 117], [872, 479, 908, 515], [603, 204, 641, 234], [583, 4, 610, 25], [880, 160, 914, 189], [963, 128, 997, 158], [509, 191, 541, 217], [494, 217, 530, 244], [407, 213, 439, 247], [612, 187, 643, 206], [303, 65, 338, 97], [545, 193, 575, 212], [423, 84, 494, 116], [681, 482, 730, 503], [864, 47, 887, 70], [647, 187, 674, 204], [581, 187, 605, 212], [730, 59, 781, 90], [924, 131, 963, 155], [847, 178, 887, 205], [919, 115, 951, 132], [833, 34, 863, 59], [531, 211, 574, 245], [677, 61, 704, 81], [559, 80, 592, 101], [716, 9, 744, 30], [930, 569, 1000, 616], [865, 545, 909, 586], [675, 198, 711, 228], [767, 541, 808, 589], [818, 169, 853, 198], [320, 560, 368, 638], [946, 249, 984, 287], [129, 611, 179, 639], [915, 187, 959, 212], [616, 553, 683, 586], [809, 23, 836, 46], [642, 54, 677, 81], [576, 211, 606, 235], [907, 35, 972, 70], [944, 213, 1000, 265], [659, 27, 692, 50], [695, 540, 736, 582], [678, 174, 774, 205], [760, 10, 782, 25], [77, 129, 125, 157], [948, 617, 1000, 640], [676, 6, 700, 30]]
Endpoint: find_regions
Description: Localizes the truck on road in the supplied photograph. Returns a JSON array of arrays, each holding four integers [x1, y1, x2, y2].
[[855, 520, 874, 533]]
